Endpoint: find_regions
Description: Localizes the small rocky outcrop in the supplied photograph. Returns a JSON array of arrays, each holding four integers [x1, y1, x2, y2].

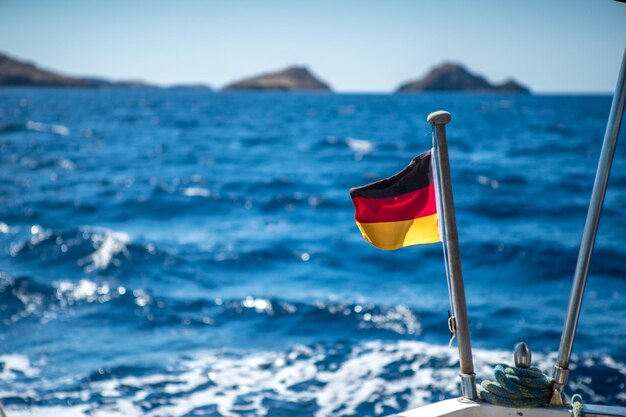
[[0, 53, 95, 87], [396, 63, 530, 93], [166, 83, 212, 91], [0, 52, 154, 88], [224, 66, 331, 92]]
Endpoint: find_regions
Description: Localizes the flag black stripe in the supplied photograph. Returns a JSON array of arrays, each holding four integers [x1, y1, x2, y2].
[[349, 150, 433, 199]]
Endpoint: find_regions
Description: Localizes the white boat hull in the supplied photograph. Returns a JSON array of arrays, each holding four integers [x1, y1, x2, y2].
[[393, 398, 626, 417]]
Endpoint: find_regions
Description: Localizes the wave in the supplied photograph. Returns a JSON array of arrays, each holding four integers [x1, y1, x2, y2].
[[462, 239, 626, 282], [0, 270, 431, 338], [181, 187, 212, 198], [5, 180, 340, 222], [0, 121, 27, 135], [313, 136, 401, 153], [0, 121, 71, 136], [3, 217, 343, 278], [2, 340, 625, 417], [0, 354, 39, 380], [76, 228, 131, 272], [6, 225, 177, 276], [346, 138, 375, 155], [25, 121, 70, 136], [0, 275, 128, 324]]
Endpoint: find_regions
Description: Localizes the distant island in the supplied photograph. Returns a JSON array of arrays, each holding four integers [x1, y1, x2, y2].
[[224, 66, 332, 92], [0, 53, 96, 87], [1, 51, 530, 93], [0, 52, 212, 90], [396, 63, 530, 94], [165, 83, 213, 91]]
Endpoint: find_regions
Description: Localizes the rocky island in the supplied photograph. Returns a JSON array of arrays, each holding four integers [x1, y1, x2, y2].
[[2, 51, 528, 94], [0, 52, 158, 88], [224, 66, 331, 92], [396, 63, 530, 94], [0, 53, 96, 87]]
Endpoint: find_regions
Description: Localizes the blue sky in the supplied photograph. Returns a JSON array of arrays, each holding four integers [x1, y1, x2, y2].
[[0, 0, 624, 92]]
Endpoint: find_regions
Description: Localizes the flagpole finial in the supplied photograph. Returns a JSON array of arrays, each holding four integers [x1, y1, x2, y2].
[[427, 110, 452, 126]]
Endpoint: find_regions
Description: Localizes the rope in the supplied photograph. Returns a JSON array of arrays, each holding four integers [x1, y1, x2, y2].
[[571, 394, 584, 417], [477, 363, 553, 408]]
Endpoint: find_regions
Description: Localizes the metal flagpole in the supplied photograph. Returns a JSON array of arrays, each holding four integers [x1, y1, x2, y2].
[[550, 45, 626, 405], [427, 110, 477, 400]]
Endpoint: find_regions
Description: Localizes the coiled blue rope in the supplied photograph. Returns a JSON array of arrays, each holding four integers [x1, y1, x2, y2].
[[477, 363, 553, 408]]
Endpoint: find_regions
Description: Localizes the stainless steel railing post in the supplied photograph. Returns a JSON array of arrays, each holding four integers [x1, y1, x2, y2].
[[551, 45, 626, 405], [428, 111, 477, 400]]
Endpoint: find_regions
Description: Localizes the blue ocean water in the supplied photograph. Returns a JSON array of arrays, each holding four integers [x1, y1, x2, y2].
[[0, 89, 624, 417]]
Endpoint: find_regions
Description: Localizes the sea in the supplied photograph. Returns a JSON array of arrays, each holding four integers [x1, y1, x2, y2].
[[0, 89, 624, 417]]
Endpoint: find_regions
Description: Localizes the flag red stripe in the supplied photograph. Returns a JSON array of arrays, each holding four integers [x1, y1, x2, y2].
[[352, 183, 437, 223]]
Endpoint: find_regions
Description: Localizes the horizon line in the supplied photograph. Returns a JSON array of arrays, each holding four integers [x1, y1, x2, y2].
[[0, 50, 616, 95], [0, 84, 614, 95]]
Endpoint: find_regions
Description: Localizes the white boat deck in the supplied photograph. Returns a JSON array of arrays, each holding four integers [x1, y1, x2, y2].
[[395, 398, 626, 417]]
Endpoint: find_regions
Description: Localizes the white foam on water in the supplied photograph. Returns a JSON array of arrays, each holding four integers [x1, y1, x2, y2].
[[360, 305, 422, 335], [25, 121, 70, 136], [25, 121, 47, 132], [7, 404, 89, 417], [117, 374, 172, 388], [78, 228, 131, 272], [601, 355, 626, 375], [346, 138, 374, 155], [241, 296, 273, 314], [57, 158, 76, 170], [476, 175, 500, 189], [3, 341, 624, 417], [54, 279, 118, 306], [182, 187, 211, 197], [314, 341, 442, 416], [0, 354, 39, 380], [50, 125, 70, 136], [9, 285, 44, 323], [0, 222, 10, 233]]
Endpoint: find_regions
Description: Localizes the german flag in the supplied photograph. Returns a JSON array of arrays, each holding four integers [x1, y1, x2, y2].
[[350, 149, 441, 250]]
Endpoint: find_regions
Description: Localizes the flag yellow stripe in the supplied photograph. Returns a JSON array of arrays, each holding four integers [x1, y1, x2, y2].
[[355, 213, 440, 250]]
